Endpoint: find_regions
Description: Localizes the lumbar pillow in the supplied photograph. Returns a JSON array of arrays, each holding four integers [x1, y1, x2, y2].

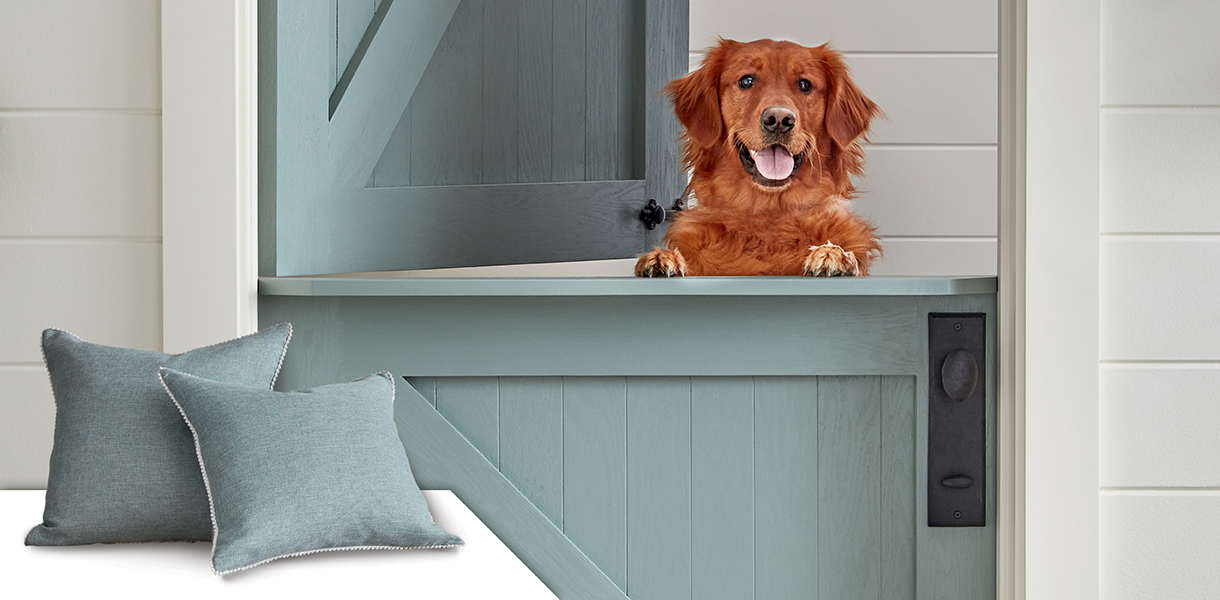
[[157, 369, 463, 574], [25, 324, 293, 546]]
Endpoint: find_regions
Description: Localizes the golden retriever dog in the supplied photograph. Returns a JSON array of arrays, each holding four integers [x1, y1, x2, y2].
[[635, 39, 882, 277]]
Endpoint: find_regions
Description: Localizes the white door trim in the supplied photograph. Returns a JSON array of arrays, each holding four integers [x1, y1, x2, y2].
[[162, 0, 259, 353], [161, 1, 1102, 597], [998, 1, 1100, 599]]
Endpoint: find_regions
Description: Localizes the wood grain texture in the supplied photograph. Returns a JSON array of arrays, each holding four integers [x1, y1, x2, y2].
[[518, 0, 554, 183], [436, 377, 500, 468], [406, 0, 482, 187], [644, 0, 690, 250], [691, 377, 754, 600], [882, 376, 917, 600], [395, 383, 629, 600], [500, 377, 564, 528], [329, 0, 460, 188], [403, 377, 436, 408], [585, 0, 626, 181], [818, 376, 882, 599], [626, 377, 692, 600], [551, 0, 587, 182], [753, 377, 819, 598], [563, 376, 628, 591], [480, 0, 520, 185]]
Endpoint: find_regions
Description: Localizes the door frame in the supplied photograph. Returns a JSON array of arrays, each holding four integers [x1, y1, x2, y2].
[[162, 1, 1101, 597]]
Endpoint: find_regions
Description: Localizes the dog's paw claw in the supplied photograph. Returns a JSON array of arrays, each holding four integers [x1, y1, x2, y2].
[[803, 242, 861, 277], [635, 249, 688, 277]]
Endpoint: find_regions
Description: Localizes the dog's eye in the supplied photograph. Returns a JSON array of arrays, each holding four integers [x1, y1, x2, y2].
[[798, 79, 814, 94], [737, 75, 755, 89]]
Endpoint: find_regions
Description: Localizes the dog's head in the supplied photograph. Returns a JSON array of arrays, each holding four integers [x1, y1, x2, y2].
[[666, 39, 880, 195]]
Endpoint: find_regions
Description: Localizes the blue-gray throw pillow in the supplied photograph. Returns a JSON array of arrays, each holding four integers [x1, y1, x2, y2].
[[25, 324, 293, 546], [157, 369, 463, 574]]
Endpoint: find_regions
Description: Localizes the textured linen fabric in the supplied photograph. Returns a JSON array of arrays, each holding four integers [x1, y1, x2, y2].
[[157, 369, 463, 574], [25, 324, 292, 546]]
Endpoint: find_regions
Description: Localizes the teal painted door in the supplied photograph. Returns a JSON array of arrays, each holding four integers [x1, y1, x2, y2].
[[260, 0, 687, 276], [406, 375, 994, 599]]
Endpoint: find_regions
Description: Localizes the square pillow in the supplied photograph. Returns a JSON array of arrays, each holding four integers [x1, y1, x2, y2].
[[25, 324, 293, 546], [157, 369, 463, 574]]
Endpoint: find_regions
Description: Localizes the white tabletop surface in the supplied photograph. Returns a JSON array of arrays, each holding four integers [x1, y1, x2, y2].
[[1, 490, 558, 599]]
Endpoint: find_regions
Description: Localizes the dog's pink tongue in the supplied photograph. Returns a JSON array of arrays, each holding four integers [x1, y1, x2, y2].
[[750, 146, 795, 180]]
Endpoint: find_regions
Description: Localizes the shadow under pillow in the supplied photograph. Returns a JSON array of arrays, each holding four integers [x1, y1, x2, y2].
[[25, 324, 292, 546], [157, 369, 462, 575]]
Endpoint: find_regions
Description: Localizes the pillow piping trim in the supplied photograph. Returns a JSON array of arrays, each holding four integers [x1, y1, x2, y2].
[[159, 367, 448, 576], [157, 368, 225, 572]]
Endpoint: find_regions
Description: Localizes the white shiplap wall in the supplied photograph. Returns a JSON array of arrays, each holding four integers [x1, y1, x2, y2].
[[1099, 1, 1220, 598], [690, 0, 998, 277], [0, 0, 163, 488]]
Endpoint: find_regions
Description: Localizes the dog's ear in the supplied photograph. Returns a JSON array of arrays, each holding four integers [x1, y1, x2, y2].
[[665, 40, 731, 148], [821, 47, 880, 149]]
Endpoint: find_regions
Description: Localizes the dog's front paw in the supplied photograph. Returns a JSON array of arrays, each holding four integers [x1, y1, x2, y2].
[[635, 248, 688, 277], [803, 242, 861, 277]]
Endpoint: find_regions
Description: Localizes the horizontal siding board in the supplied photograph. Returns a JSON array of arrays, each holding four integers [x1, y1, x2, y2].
[[870, 239, 997, 277], [0, 243, 162, 363], [1102, 0, 1220, 105], [0, 369, 55, 489], [1101, 367, 1220, 487], [1100, 239, 1220, 360], [1101, 111, 1220, 233], [689, 0, 996, 53], [0, 0, 160, 109], [851, 55, 998, 145], [0, 116, 161, 237], [1101, 494, 1220, 600], [854, 146, 998, 237]]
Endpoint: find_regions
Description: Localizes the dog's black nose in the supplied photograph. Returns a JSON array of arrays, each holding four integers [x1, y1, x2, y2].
[[761, 106, 796, 134]]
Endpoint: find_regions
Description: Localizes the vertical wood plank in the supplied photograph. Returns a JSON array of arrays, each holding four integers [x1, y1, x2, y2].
[[643, 0, 688, 249], [328, 0, 338, 93], [616, 0, 636, 180], [518, 0, 553, 182], [627, 377, 692, 600], [500, 376, 564, 528], [881, 376, 916, 600], [404, 376, 436, 408], [691, 377, 754, 600], [585, 0, 621, 180], [436, 377, 499, 468], [754, 376, 819, 598], [564, 376, 628, 591], [482, 0, 519, 184], [551, 0, 586, 182], [409, 0, 482, 186], [819, 376, 882, 599]]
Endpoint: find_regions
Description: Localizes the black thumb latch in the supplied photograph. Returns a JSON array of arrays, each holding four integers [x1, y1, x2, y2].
[[640, 199, 666, 230]]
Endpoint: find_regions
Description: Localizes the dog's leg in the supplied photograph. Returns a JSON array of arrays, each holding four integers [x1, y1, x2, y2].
[[803, 242, 861, 277], [634, 248, 688, 277]]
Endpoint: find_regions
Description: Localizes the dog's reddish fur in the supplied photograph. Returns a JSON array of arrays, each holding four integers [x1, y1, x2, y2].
[[635, 39, 883, 277]]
